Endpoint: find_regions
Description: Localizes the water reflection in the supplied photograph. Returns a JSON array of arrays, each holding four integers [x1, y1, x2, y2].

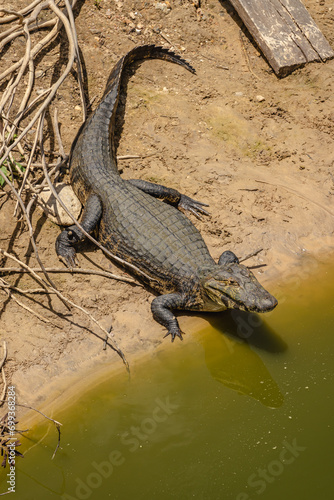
[[196, 311, 285, 408], [206, 309, 288, 353]]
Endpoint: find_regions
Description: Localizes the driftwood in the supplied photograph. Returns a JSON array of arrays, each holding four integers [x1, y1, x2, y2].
[[229, 0, 334, 76]]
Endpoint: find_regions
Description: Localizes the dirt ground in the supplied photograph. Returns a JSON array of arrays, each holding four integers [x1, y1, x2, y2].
[[0, 0, 334, 413]]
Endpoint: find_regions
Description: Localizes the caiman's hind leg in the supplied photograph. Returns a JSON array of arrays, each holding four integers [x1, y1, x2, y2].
[[55, 193, 102, 268], [127, 179, 209, 219], [151, 293, 187, 341]]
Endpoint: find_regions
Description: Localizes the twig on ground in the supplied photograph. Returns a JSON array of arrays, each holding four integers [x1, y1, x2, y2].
[[255, 179, 334, 218], [248, 264, 267, 270], [0, 342, 7, 406], [103, 324, 113, 351], [53, 108, 66, 160], [0, 277, 52, 324], [159, 31, 173, 45], [239, 248, 263, 263], [239, 29, 263, 81], [0, 266, 138, 284], [0, 279, 55, 294], [117, 153, 157, 160], [117, 155, 141, 160], [64, 0, 87, 121]]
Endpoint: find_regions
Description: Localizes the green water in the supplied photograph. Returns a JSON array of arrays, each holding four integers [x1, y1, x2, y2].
[[3, 258, 334, 499]]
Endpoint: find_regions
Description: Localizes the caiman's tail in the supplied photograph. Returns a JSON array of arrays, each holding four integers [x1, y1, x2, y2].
[[70, 45, 195, 177], [104, 44, 195, 97]]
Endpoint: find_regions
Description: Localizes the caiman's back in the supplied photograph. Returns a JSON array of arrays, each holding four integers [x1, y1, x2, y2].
[[99, 180, 214, 289], [67, 45, 215, 289]]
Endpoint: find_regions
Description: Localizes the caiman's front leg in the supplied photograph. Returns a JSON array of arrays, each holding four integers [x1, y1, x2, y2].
[[127, 179, 209, 219], [55, 193, 102, 268], [151, 293, 187, 341]]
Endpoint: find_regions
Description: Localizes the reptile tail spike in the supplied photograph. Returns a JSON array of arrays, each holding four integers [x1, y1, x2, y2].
[[103, 44, 196, 98], [123, 44, 196, 74]]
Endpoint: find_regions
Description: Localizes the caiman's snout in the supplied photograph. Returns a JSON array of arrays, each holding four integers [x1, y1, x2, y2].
[[228, 289, 278, 313], [252, 293, 278, 313], [263, 294, 278, 311], [232, 280, 278, 313]]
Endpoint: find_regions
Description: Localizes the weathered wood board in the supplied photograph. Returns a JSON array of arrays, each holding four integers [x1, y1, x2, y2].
[[229, 0, 334, 76]]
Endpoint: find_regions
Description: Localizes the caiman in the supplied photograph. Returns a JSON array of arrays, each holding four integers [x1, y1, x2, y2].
[[56, 45, 278, 341]]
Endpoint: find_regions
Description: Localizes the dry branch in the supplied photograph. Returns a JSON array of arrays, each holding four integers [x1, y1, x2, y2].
[[0, 0, 130, 371], [0, 398, 62, 460], [0, 249, 129, 370], [239, 248, 264, 263], [0, 0, 43, 24], [0, 342, 7, 406], [0, 277, 53, 324], [0, 266, 138, 284]]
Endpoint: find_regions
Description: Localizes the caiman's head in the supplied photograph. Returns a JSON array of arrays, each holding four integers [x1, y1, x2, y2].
[[198, 251, 278, 313]]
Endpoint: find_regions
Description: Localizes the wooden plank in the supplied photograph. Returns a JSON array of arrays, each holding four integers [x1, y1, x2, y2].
[[229, 0, 334, 76], [280, 0, 334, 60]]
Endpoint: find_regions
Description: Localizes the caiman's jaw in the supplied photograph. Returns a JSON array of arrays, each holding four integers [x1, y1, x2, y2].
[[199, 263, 278, 313]]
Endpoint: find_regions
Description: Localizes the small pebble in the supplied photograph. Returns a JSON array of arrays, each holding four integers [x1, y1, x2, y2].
[[155, 2, 170, 12], [235, 91, 243, 96], [256, 95, 265, 102]]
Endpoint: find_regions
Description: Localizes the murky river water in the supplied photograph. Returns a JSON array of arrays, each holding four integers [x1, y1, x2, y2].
[[4, 257, 334, 499]]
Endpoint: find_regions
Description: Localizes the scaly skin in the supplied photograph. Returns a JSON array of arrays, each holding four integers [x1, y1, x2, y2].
[[56, 45, 278, 340]]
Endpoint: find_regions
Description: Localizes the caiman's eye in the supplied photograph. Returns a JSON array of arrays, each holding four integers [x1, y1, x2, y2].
[[222, 279, 238, 286], [228, 279, 238, 286]]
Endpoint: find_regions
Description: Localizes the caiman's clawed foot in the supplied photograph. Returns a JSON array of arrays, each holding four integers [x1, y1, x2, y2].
[[55, 228, 80, 268], [179, 194, 209, 220], [151, 293, 187, 341], [56, 194, 103, 268], [164, 327, 184, 342]]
